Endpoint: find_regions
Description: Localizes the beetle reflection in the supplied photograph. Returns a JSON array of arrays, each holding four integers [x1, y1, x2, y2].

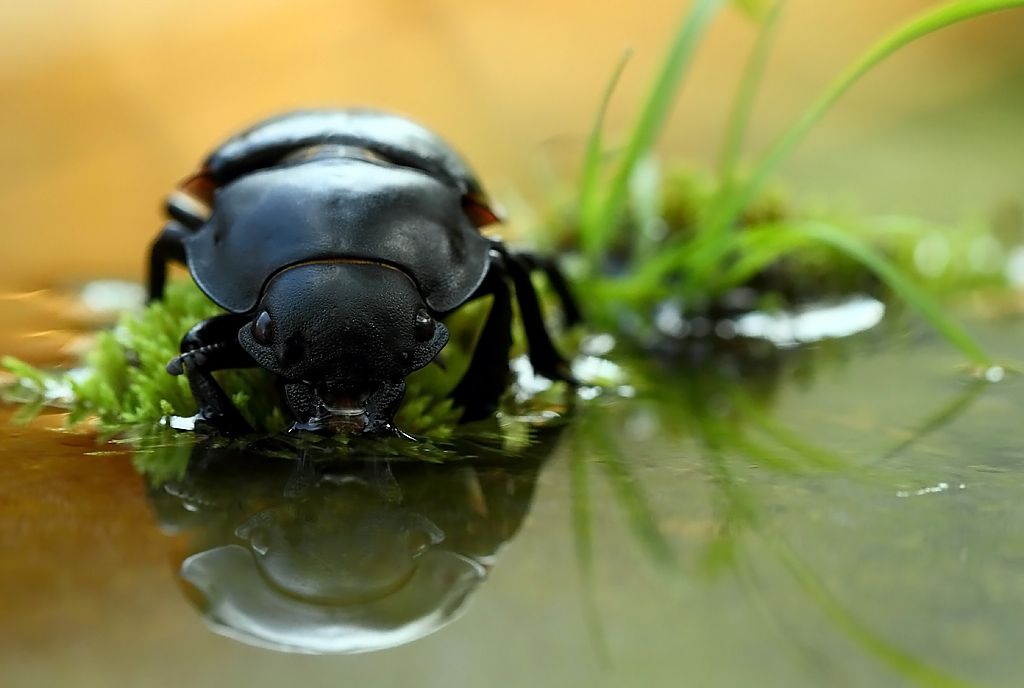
[[146, 432, 560, 654]]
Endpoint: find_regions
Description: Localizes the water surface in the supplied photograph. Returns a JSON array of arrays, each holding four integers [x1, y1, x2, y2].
[[3, 307, 1024, 688]]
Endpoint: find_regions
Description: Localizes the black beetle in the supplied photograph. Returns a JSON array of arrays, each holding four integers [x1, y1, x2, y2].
[[148, 109, 579, 436]]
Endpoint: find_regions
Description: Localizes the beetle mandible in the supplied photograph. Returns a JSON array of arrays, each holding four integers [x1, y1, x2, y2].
[[148, 109, 580, 436]]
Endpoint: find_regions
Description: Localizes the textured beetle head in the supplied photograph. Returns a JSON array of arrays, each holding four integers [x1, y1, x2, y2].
[[237, 261, 449, 434]]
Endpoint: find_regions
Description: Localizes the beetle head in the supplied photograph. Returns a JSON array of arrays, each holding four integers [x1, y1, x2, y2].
[[237, 262, 449, 434]]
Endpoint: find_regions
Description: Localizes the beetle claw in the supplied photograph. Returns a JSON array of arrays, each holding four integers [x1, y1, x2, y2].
[[193, 412, 252, 437], [167, 349, 210, 376], [386, 424, 417, 441]]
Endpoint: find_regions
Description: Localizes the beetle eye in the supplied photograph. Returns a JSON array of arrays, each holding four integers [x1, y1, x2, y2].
[[252, 311, 273, 345], [414, 308, 435, 342]]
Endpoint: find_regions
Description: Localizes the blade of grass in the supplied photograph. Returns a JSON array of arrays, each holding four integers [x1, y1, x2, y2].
[[712, 220, 814, 289], [716, 0, 787, 187], [629, 215, 991, 363], [579, 48, 633, 248], [601, 214, 804, 301], [692, 0, 1024, 284], [788, 221, 992, 366], [627, 154, 663, 263], [730, 0, 771, 17], [584, 0, 727, 259]]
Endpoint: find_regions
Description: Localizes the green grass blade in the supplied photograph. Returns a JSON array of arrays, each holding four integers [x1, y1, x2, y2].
[[587, 0, 727, 258], [638, 216, 993, 365], [789, 221, 992, 366], [730, 0, 771, 17], [741, 0, 1024, 214], [579, 48, 633, 251], [716, 0, 786, 186], [694, 0, 1024, 280], [627, 154, 663, 263], [713, 220, 812, 289]]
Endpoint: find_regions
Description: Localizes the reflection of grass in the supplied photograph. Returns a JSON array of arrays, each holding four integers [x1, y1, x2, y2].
[[710, 451, 980, 688], [878, 377, 990, 462], [554, 0, 1024, 365], [574, 405, 678, 572], [771, 534, 978, 688], [567, 340, 991, 685]]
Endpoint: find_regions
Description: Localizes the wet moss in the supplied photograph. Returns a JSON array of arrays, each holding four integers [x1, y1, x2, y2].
[[2, 280, 497, 439], [539, 164, 1009, 349]]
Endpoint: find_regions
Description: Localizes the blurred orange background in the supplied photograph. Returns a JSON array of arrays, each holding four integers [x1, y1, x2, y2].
[[1, 0, 1023, 291]]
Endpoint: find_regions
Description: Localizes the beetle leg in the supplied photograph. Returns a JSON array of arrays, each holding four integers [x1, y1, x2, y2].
[[450, 269, 514, 422], [148, 220, 192, 302], [167, 313, 255, 435], [493, 248, 576, 384], [509, 251, 583, 327], [282, 382, 319, 429], [165, 186, 212, 230]]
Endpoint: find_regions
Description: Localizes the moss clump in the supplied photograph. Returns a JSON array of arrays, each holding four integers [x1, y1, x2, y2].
[[3, 280, 507, 440], [542, 165, 1010, 336]]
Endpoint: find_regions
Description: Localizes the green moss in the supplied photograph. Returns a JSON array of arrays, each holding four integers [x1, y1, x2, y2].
[[2, 280, 524, 441], [543, 166, 1009, 335]]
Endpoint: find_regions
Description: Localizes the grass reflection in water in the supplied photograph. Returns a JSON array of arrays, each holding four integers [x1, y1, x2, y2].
[[566, 329, 992, 688]]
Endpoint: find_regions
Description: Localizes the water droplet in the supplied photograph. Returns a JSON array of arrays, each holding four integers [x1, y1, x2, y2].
[[985, 366, 1005, 383]]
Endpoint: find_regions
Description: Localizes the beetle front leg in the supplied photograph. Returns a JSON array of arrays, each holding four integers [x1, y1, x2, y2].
[[167, 313, 256, 435], [148, 220, 192, 302], [450, 269, 514, 422]]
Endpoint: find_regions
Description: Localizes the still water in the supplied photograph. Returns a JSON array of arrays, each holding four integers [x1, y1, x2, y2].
[[3, 297, 1024, 688]]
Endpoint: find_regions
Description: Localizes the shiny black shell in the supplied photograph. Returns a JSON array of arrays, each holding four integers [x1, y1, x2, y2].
[[179, 110, 495, 315], [201, 109, 487, 199]]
